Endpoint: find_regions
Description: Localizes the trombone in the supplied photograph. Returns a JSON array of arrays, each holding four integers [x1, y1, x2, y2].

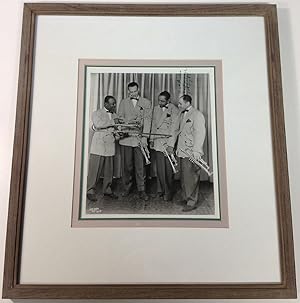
[[179, 148, 213, 177]]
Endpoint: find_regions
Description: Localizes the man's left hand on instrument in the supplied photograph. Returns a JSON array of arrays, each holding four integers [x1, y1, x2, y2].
[[166, 146, 174, 155], [141, 137, 148, 147], [193, 151, 202, 162], [117, 117, 125, 124]]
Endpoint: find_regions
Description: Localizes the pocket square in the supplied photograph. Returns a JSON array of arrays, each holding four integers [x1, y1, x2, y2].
[[166, 113, 171, 117], [186, 119, 192, 123]]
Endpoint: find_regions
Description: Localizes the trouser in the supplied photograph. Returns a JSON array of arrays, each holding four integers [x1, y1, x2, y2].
[[180, 157, 201, 206], [93, 156, 113, 194], [121, 145, 145, 192], [156, 151, 173, 196]]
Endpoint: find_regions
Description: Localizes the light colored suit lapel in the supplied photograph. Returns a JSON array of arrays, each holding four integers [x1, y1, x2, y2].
[[178, 112, 185, 133], [156, 107, 169, 128], [102, 109, 115, 126], [127, 98, 135, 111], [179, 107, 194, 132], [134, 98, 144, 116], [185, 107, 194, 121]]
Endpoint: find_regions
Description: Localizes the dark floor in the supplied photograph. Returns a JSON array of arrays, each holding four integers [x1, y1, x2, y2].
[[86, 178, 215, 216]]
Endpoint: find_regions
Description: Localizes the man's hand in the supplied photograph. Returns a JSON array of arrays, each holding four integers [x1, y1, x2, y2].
[[166, 146, 174, 155], [113, 117, 120, 124], [128, 118, 140, 124], [141, 137, 148, 147], [117, 117, 125, 124], [128, 118, 136, 124], [149, 141, 154, 149], [114, 133, 121, 141], [193, 151, 203, 162]]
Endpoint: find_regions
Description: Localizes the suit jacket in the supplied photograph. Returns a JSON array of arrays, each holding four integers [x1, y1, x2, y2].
[[150, 103, 179, 152], [90, 108, 116, 156], [168, 107, 206, 158], [117, 96, 152, 147]]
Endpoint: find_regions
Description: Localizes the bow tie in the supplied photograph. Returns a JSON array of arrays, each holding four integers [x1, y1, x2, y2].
[[130, 97, 139, 100], [160, 105, 168, 109], [182, 109, 189, 113]]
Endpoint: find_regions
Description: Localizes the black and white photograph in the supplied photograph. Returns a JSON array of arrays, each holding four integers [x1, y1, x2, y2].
[[73, 61, 227, 225]]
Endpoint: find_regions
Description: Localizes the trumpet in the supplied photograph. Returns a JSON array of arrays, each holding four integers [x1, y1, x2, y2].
[[113, 130, 171, 138], [162, 143, 178, 174], [138, 140, 151, 165], [179, 148, 213, 177]]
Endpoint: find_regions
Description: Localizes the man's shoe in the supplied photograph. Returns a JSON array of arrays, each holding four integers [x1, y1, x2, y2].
[[139, 191, 149, 201], [104, 193, 118, 199], [182, 204, 197, 212], [163, 194, 172, 201], [87, 193, 98, 202], [175, 199, 186, 206], [121, 190, 130, 197]]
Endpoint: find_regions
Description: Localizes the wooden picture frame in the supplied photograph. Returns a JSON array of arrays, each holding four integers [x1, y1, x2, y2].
[[2, 3, 296, 299]]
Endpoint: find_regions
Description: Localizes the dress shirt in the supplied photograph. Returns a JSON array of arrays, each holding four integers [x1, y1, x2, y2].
[[131, 98, 138, 107]]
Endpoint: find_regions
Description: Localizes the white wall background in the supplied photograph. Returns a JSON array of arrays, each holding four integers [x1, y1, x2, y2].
[[0, 0, 299, 301]]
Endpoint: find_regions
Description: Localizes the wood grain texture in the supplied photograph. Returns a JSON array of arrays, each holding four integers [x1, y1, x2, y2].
[[2, 3, 35, 298], [1, 283, 297, 299], [263, 5, 297, 295], [26, 3, 272, 16], [2, 3, 297, 299]]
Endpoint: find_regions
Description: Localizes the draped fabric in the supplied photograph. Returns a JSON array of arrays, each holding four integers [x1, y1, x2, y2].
[[87, 73, 213, 184]]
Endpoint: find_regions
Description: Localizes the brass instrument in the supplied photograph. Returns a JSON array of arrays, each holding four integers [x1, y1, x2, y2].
[[114, 123, 141, 128], [170, 153, 178, 168], [179, 148, 213, 177], [113, 130, 171, 138], [138, 139, 151, 165], [162, 142, 178, 174], [92, 124, 171, 139], [92, 122, 140, 131]]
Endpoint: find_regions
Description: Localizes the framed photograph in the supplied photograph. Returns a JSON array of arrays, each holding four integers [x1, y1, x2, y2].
[[2, 3, 296, 299]]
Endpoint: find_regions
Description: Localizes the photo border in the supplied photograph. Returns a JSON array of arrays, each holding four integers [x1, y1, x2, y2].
[[71, 59, 228, 228]]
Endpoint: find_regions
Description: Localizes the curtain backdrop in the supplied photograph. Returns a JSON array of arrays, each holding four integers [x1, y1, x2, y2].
[[87, 73, 213, 186]]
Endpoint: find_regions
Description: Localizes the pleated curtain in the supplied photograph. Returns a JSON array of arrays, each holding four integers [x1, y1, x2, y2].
[[88, 73, 213, 182]]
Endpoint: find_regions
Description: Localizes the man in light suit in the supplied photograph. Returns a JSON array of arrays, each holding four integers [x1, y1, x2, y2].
[[150, 91, 179, 201], [118, 82, 152, 201], [167, 94, 206, 211], [88, 95, 118, 201]]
